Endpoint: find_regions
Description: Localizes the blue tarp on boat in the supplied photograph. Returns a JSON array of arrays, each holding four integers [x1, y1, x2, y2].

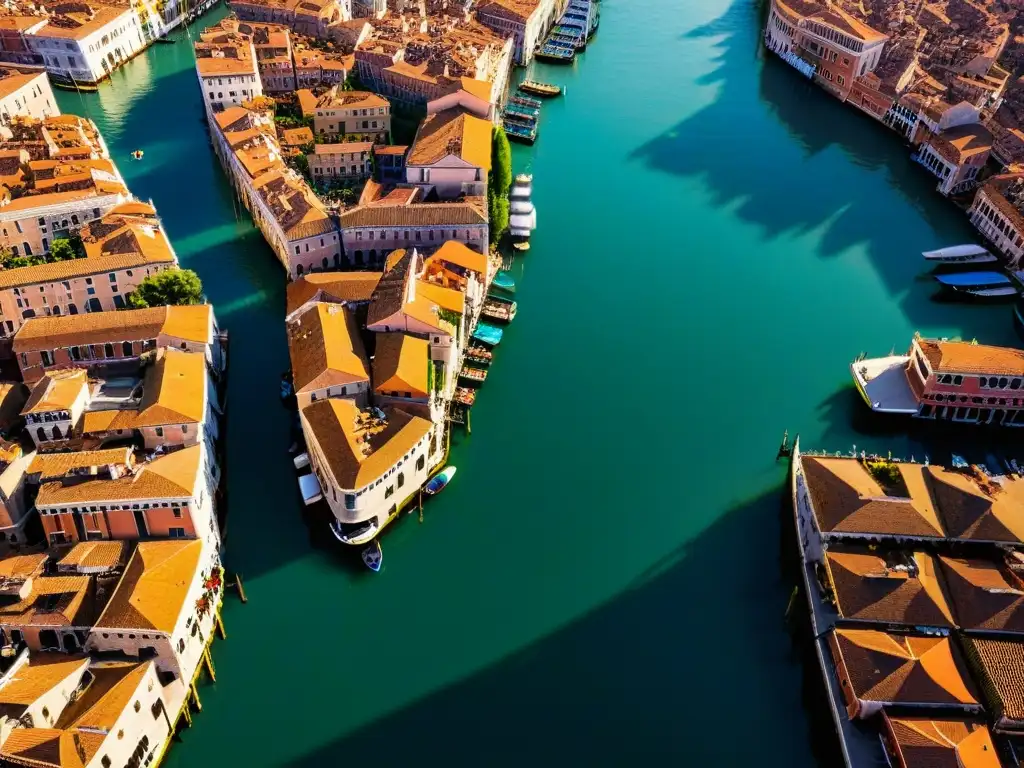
[[473, 323, 504, 345], [935, 271, 1011, 287]]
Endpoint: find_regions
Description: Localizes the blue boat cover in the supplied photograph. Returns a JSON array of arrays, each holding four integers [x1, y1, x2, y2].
[[936, 271, 1011, 287]]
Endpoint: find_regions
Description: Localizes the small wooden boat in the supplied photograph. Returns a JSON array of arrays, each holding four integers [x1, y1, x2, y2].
[[535, 45, 574, 63], [492, 271, 515, 292], [504, 121, 537, 144], [131, 150, 144, 160], [466, 346, 493, 364], [513, 242, 530, 252], [361, 540, 382, 572], [511, 94, 543, 108], [505, 102, 539, 118], [482, 298, 517, 323], [459, 366, 487, 384], [519, 80, 561, 97], [425, 466, 457, 495], [454, 387, 477, 406]]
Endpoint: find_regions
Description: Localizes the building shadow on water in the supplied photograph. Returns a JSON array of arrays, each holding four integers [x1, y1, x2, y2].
[[291, 485, 827, 768], [632, 0, 988, 332]]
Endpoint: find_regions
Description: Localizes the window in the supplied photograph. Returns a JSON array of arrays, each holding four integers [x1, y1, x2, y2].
[[416, 455, 425, 471], [345, 493, 356, 510], [41, 350, 53, 366], [385, 485, 394, 499], [169, 527, 185, 538], [104, 343, 114, 358], [173, 507, 182, 518], [398, 472, 405, 488], [102, 758, 111, 768], [155, 427, 163, 437], [837, 75, 845, 86]]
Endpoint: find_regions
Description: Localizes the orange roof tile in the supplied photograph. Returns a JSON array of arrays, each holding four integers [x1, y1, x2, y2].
[[408, 107, 492, 171], [372, 333, 429, 398], [13, 305, 211, 353], [0, 654, 88, 707], [287, 303, 369, 395], [285, 271, 382, 317], [917, 338, 1024, 377], [883, 715, 999, 768], [95, 541, 203, 633], [21, 370, 87, 415], [35, 445, 201, 507], [831, 629, 978, 707], [29, 449, 132, 481], [301, 399, 431, 489]]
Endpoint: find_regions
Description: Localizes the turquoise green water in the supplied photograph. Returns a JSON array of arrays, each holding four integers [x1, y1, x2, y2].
[[58, 0, 1019, 764]]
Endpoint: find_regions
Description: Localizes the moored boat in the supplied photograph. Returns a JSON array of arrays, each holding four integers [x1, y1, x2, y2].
[[459, 366, 487, 384], [935, 270, 1016, 298], [454, 387, 477, 406], [472, 322, 504, 346], [491, 271, 515, 292], [361, 540, 382, 572], [509, 174, 537, 241], [482, 298, 517, 323], [511, 94, 544, 108], [503, 120, 537, 144], [466, 345, 494, 364], [519, 80, 561, 97], [425, 466, 457, 495], [922, 244, 996, 264]]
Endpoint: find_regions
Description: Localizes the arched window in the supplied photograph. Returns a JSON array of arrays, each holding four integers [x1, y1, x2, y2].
[[104, 343, 114, 358], [51, 425, 61, 440], [297, 264, 304, 276], [122, 341, 132, 356], [37, 427, 46, 442]]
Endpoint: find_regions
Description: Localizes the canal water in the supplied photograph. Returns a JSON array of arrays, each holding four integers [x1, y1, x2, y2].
[[59, 0, 1020, 764]]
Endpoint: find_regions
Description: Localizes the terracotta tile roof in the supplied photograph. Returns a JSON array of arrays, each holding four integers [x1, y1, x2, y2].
[[0, 72, 43, 103], [285, 271, 382, 317], [301, 399, 431, 489], [475, 0, 539, 25], [0, 553, 47, 580], [917, 338, 1024, 377], [34, 5, 134, 42], [939, 555, 1024, 631], [824, 548, 955, 627], [930, 123, 993, 166], [802, 457, 945, 538], [0, 654, 88, 707], [94, 540, 203, 633], [313, 89, 388, 110], [21, 370, 86, 416], [372, 333, 428, 397], [963, 637, 1024, 722], [925, 466, 1024, 543], [374, 145, 408, 156], [287, 302, 369, 395], [35, 444, 201, 507], [280, 126, 314, 147], [312, 142, 373, 155], [883, 715, 999, 768], [367, 249, 414, 327], [55, 661, 149, 734], [831, 629, 978, 707], [340, 200, 487, 228], [416, 279, 465, 314], [0, 575, 94, 628], [0, 727, 101, 768], [408, 107, 492, 170], [56, 541, 130, 573], [424, 239, 487, 274], [14, 305, 211, 354], [81, 349, 206, 434], [29, 449, 132, 481]]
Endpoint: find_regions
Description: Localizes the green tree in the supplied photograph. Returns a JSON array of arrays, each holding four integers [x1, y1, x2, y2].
[[48, 238, 76, 261], [127, 268, 203, 309], [488, 193, 509, 243], [490, 125, 512, 197]]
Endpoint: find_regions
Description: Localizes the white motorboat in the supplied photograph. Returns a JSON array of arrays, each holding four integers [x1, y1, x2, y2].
[[922, 244, 996, 264], [509, 174, 537, 240]]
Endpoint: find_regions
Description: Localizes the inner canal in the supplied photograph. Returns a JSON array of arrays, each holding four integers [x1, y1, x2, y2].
[[60, 0, 1020, 764]]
